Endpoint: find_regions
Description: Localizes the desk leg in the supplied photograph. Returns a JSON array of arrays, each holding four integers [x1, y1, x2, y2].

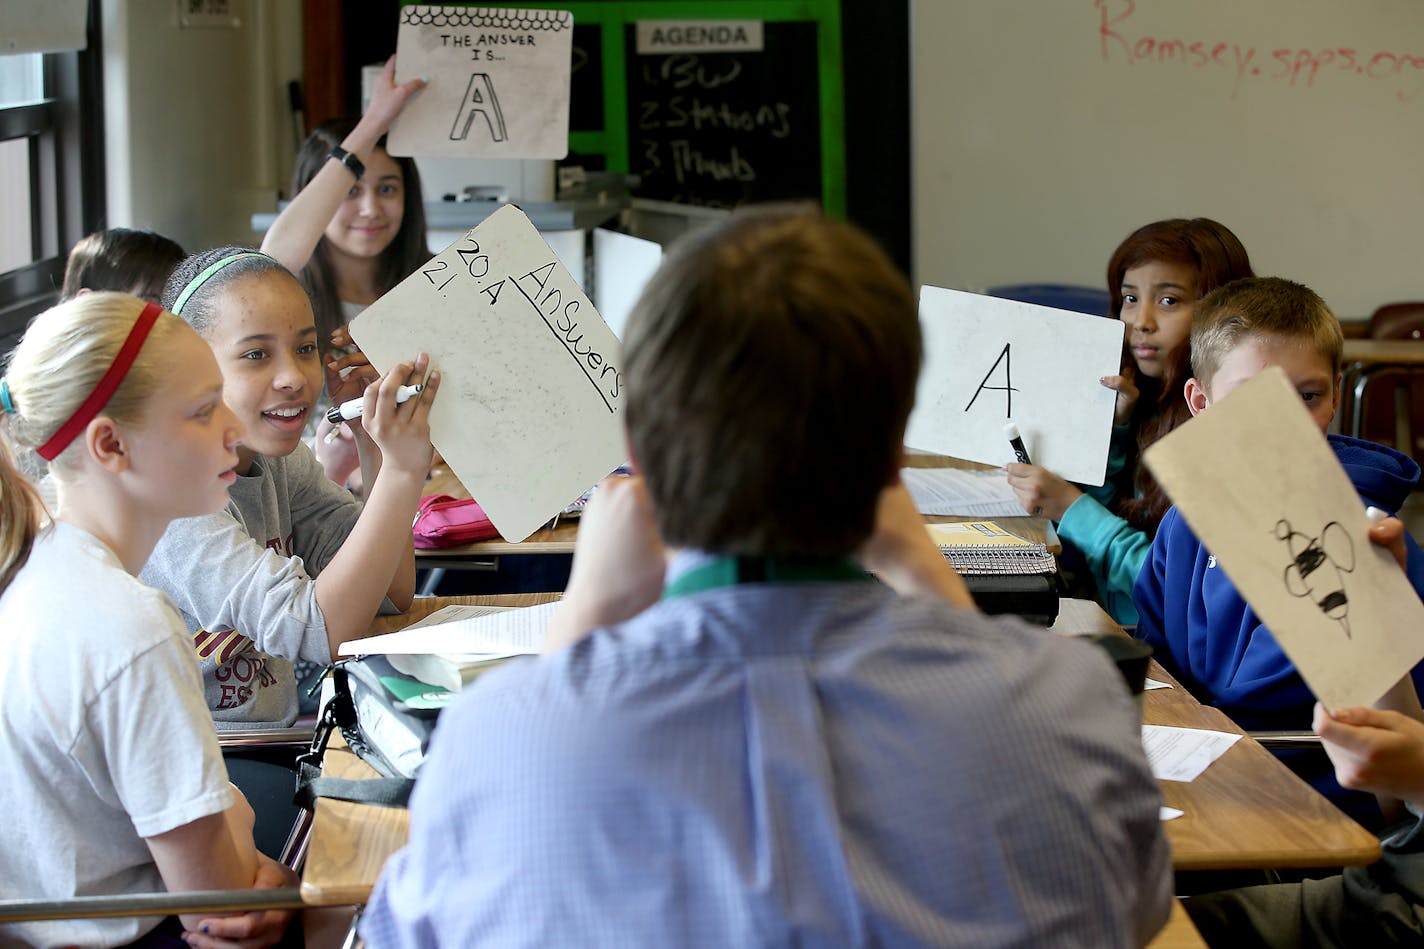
[[418, 568, 446, 597]]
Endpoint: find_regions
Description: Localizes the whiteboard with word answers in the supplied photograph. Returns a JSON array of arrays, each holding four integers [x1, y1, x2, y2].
[[350, 204, 624, 542]]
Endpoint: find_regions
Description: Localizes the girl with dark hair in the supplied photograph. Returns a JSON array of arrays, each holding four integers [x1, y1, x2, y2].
[[1006, 218, 1254, 623], [262, 57, 427, 484]]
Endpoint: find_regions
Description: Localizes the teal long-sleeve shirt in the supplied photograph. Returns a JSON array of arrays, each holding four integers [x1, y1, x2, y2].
[[1055, 423, 1149, 625]]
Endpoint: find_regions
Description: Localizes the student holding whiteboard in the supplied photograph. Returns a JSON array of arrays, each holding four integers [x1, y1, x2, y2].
[[263, 57, 429, 486], [1187, 517, 1424, 949], [1006, 218, 1253, 624]]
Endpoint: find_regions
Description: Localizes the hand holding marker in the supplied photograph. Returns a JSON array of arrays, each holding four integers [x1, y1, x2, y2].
[[1005, 420, 1032, 465], [323, 383, 424, 443]]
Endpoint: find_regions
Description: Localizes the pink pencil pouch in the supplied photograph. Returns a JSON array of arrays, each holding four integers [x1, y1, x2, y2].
[[412, 494, 500, 548]]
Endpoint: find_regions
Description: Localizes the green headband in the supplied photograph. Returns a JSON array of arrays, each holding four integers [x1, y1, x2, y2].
[[171, 252, 269, 315]]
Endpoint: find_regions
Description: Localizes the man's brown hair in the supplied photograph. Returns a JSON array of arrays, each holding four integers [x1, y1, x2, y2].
[[1190, 277, 1343, 388], [623, 206, 920, 557]]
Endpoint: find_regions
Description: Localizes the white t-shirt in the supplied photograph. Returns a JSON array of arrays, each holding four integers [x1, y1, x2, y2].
[[0, 522, 232, 948]]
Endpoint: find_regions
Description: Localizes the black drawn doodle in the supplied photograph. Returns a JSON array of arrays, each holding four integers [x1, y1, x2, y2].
[[450, 74, 507, 142], [1277, 518, 1357, 637]]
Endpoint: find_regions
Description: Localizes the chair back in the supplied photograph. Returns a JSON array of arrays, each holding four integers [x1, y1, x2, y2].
[[1369, 302, 1424, 340], [1355, 301, 1424, 467], [986, 283, 1111, 317]]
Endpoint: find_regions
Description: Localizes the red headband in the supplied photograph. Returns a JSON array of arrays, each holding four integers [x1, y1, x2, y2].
[[37, 301, 162, 461]]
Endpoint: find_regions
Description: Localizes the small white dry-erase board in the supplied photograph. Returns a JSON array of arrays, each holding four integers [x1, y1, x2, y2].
[[1145, 366, 1424, 709], [905, 286, 1124, 485], [388, 5, 572, 159], [350, 204, 625, 542]]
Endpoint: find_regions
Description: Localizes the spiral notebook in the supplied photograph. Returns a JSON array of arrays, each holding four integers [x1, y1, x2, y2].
[[925, 521, 1057, 576]]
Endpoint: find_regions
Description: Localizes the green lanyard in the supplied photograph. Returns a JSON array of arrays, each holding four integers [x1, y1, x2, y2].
[[661, 556, 873, 600]]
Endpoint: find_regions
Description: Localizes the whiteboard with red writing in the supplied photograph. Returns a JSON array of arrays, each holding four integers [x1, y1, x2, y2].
[[911, 0, 1424, 318], [350, 205, 624, 542]]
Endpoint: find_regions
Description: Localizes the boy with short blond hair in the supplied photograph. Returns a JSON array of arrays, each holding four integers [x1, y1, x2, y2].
[[1134, 276, 1424, 823], [362, 207, 1172, 948]]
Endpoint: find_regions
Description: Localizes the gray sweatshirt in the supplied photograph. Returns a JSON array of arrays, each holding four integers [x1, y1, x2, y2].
[[141, 445, 364, 729]]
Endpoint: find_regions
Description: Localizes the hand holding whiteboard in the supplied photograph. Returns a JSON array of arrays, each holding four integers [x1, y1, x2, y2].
[[349, 205, 625, 542], [389, 5, 572, 159], [905, 286, 1124, 485], [1144, 367, 1424, 710]]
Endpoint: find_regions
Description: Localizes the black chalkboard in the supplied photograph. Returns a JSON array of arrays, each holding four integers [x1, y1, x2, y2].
[[569, 22, 604, 133], [625, 21, 823, 208]]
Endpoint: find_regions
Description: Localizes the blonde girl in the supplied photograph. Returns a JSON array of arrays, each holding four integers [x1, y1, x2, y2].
[[0, 293, 292, 948]]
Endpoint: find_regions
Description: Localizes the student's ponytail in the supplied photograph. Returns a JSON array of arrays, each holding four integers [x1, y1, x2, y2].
[[0, 293, 184, 593], [0, 432, 40, 596]]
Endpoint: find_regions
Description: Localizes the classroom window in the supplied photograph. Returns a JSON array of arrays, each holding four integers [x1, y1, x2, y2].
[[0, 36, 103, 356]]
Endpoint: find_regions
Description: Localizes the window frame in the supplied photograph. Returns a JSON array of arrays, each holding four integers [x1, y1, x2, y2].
[[0, 5, 104, 354]]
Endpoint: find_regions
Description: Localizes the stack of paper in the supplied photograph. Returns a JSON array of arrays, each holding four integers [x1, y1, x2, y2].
[[340, 601, 559, 691]]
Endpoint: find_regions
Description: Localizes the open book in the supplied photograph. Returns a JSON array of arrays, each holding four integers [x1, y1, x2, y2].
[[339, 601, 559, 692], [925, 521, 1057, 575]]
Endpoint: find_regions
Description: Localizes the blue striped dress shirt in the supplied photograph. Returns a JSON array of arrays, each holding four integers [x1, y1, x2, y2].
[[362, 561, 1171, 947]]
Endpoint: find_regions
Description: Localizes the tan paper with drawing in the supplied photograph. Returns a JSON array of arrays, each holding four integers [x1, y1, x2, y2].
[[1144, 367, 1424, 709]]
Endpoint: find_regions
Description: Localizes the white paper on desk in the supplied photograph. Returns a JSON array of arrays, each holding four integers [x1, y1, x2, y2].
[[388, 6, 572, 158], [1144, 678, 1172, 691], [1144, 367, 1424, 710], [1160, 806, 1184, 821], [906, 286, 1123, 485], [350, 205, 626, 542], [340, 600, 560, 657], [1141, 724, 1241, 782], [901, 466, 1024, 517]]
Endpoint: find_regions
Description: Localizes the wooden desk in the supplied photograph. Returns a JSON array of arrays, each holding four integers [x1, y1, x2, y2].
[[903, 451, 1059, 551], [1148, 902, 1207, 949], [1339, 338, 1424, 439], [304, 596, 1379, 908], [1055, 598, 1380, 871], [417, 451, 1057, 564], [302, 594, 559, 906]]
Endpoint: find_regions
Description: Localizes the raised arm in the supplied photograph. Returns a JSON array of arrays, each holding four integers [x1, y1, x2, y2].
[[544, 475, 669, 652], [313, 357, 438, 654], [261, 58, 425, 274]]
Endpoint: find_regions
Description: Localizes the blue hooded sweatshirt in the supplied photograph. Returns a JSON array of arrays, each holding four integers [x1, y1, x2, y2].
[[1133, 434, 1424, 825]]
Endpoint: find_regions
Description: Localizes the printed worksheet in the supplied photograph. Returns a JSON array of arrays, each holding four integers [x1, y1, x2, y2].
[[1145, 367, 1424, 709], [901, 465, 1024, 517], [339, 600, 560, 656], [907, 286, 1123, 485], [1141, 724, 1241, 782], [389, 5, 572, 158]]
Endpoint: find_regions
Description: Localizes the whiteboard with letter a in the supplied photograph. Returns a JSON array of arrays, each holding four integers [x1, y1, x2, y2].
[[350, 205, 625, 542], [906, 286, 1124, 485], [389, 5, 572, 158]]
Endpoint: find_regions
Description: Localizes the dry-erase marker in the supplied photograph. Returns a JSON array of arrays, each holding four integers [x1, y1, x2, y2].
[[1004, 421, 1031, 465], [325, 383, 424, 425]]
